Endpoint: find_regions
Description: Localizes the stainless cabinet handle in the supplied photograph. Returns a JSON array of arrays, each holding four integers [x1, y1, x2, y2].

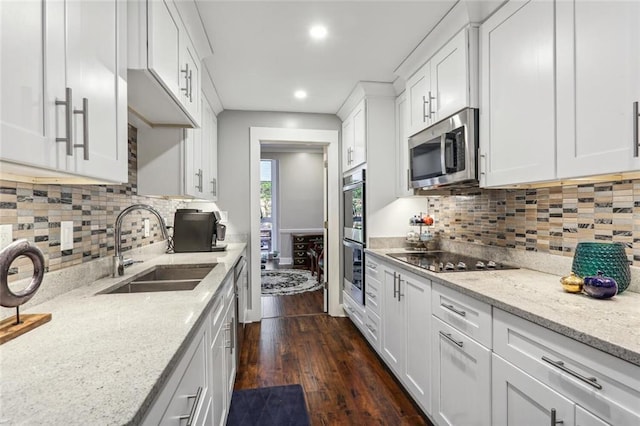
[[366, 323, 376, 334], [179, 386, 203, 426], [407, 168, 411, 191], [439, 331, 464, 348], [633, 101, 639, 157], [366, 262, 377, 270], [188, 68, 193, 102], [56, 87, 73, 155], [393, 272, 398, 299], [541, 356, 602, 390], [181, 63, 190, 97], [365, 290, 376, 299], [550, 408, 563, 425], [441, 303, 466, 317], [195, 169, 203, 192], [397, 275, 404, 301], [422, 95, 428, 122], [428, 90, 436, 118], [480, 154, 486, 176], [230, 316, 235, 351], [211, 178, 216, 196], [73, 97, 89, 160]]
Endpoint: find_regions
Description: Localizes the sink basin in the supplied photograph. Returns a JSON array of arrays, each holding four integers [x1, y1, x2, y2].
[[132, 264, 216, 282], [100, 263, 217, 294]]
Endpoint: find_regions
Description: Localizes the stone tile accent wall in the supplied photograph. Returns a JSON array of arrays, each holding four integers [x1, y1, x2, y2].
[[421, 180, 639, 265], [0, 126, 184, 282]]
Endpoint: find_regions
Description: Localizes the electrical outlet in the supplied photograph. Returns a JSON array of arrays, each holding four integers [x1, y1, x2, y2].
[[144, 218, 150, 237], [0, 224, 13, 250], [61, 221, 73, 251]]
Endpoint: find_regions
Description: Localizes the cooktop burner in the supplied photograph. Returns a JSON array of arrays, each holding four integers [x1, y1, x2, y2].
[[387, 251, 518, 273]]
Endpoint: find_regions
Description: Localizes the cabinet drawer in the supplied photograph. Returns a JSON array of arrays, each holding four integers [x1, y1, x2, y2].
[[494, 309, 640, 425], [432, 282, 492, 348], [293, 236, 306, 243], [343, 291, 365, 332], [363, 310, 381, 353], [364, 275, 381, 316], [293, 258, 306, 266], [160, 333, 208, 425], [293, 250, 307, 259], [294, 243, 307, 251], [364, 257, 381, 282]]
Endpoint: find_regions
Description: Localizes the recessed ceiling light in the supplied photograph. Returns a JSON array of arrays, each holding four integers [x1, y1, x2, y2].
[[294, 90, 307, 99], [309, 25, 328, 40]]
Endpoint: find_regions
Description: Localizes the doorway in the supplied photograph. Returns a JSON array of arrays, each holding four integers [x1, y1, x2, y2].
[[260, 147, 326, 318], [248, 127, 340, 322], [260, 159, 278, 263]]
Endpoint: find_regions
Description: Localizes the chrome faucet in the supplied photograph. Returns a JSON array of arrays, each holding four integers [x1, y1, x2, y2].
[[113, 204, 169, 277]]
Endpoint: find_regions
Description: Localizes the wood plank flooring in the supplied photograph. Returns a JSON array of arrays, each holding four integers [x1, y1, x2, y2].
[[261, 288, 324, 318], [236, 290, 432, 425]]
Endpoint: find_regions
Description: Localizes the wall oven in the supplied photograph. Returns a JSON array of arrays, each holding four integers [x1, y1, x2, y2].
[[343, 169, 365, 306], [343, 239, 364, 306], [343, 169, 365, 244], [409, 108, 479, 190]]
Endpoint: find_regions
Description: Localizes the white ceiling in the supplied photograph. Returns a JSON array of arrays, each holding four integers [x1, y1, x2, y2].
[[195, 1, 458, 114]]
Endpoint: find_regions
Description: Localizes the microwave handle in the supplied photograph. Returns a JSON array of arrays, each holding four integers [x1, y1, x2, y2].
[[440, 133, 447, 176]]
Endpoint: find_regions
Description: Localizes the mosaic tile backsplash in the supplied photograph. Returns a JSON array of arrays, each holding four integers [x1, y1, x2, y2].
[[1, 126, 184, 282], [420, 180, 639, 265]]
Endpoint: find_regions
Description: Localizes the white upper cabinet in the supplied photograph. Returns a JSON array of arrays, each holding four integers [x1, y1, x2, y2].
[[342, 99, 366, 172], [128, 0, 202, 128], [406, 27, 478, 137], [556, 0, 640, 177], [395, 92, 413, 197], [137, 93, 217, 201], [407, 62, 433, 137], [0, 0, 127, 183], [481, 0, 640, 187], [480, 0, 556, 187]]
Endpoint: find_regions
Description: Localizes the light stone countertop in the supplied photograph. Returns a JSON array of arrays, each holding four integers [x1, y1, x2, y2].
[[366, 248, 640, 368], [0, 243, 246, 426]]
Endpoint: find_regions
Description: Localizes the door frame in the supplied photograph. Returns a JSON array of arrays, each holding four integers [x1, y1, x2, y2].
[[249, 127, 340, 320]]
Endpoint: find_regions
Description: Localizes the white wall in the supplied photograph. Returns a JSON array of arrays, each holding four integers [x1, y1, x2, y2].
[[261, 151, 324, 259], [217, 111, 340, 238]]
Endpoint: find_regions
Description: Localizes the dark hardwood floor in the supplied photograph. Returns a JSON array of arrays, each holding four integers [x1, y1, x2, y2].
[[261, 288, 324, 318], [236, 288, 432, 425]]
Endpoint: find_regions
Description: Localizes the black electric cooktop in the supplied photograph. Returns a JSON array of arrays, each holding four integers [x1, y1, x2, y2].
[[387, 251, 518, 273]]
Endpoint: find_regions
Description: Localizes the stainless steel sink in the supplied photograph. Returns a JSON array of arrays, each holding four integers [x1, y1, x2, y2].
[[99, 263, 217, 294]]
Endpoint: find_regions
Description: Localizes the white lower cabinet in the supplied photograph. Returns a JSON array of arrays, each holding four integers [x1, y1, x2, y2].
[[493, 353, 575, 426], [143, 273, 237, 426], [432, 316, 491, 426], [381, 264, 431, 413], [493, 309, 640, 426]]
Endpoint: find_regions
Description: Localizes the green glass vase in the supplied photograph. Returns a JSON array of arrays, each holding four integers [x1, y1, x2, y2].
[[571, 242, 631, 293]]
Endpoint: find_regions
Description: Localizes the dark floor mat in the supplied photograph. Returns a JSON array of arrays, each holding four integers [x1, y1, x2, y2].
[[226, 384, 310, 426]]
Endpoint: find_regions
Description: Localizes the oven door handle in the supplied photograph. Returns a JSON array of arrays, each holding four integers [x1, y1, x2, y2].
[[343, 239, 364, 250]]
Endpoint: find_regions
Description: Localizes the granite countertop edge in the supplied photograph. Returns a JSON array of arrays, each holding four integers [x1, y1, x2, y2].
[[365, 248, 640, 368]]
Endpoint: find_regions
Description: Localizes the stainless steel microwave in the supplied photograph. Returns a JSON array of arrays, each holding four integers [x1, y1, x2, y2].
[[408, 108, 479, 190]]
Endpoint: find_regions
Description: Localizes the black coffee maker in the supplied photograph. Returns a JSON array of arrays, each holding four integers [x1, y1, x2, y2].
[[173, 209, 226, 252]]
